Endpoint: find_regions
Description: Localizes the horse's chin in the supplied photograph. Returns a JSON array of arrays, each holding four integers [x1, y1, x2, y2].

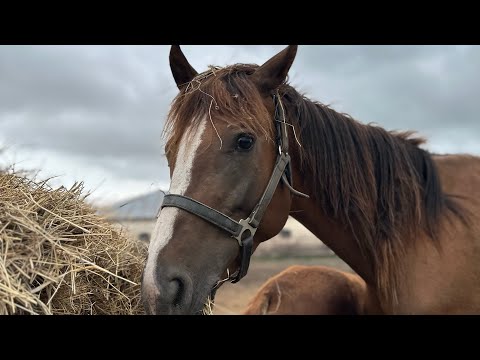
[[196, 283, 224, 315], [179, 277, 220, 315], [195, 272, 235, 315]]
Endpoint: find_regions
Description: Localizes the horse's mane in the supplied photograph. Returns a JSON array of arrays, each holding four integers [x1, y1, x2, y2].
[[279, 85, 469, 302], [164, 64, 464, 304]]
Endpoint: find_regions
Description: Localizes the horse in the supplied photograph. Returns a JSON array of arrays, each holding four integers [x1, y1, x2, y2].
[[142, 45, 480, 315], [242, 265, 379, 315]]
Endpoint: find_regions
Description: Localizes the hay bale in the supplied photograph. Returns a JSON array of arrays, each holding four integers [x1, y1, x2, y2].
[[0, 170, 147, 314]]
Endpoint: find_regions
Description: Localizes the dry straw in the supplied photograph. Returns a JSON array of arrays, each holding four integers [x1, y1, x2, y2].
[[0, 169, 147, 315]]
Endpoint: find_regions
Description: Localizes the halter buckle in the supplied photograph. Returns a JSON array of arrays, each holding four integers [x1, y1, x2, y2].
[[233, 218, 257, 247]]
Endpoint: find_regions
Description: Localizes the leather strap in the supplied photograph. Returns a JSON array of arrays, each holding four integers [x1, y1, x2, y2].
[[230, 235, 253, 283], [273, 91, 289, 154], [161, 194, 243, 238], [248, 152, 290, 228]]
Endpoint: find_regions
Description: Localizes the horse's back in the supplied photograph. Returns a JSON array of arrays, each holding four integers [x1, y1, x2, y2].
[[399, 154, 480, 313], [434, 153, 480, 240], [242, 265, 369, 315], [434, 154, 480, 199]]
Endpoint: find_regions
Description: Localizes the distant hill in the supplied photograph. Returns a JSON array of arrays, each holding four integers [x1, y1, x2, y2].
[[103, 190, 165, 221]]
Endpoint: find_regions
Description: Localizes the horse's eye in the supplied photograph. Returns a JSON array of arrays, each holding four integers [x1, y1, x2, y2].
[[236, 134, 255, 151]]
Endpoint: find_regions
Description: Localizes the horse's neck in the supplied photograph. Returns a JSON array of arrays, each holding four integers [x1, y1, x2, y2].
[[289, 195, 375, 286], [289, 153, 480, 313], [290, 197, 387, 313]]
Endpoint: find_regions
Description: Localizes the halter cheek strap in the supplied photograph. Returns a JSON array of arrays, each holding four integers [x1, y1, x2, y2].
[[159, 91, 309, 284]]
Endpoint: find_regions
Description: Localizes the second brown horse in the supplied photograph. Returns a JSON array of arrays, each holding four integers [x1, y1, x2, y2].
[[242, 265, 381, 315]]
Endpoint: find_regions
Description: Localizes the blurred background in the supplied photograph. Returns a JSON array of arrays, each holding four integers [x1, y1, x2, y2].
[[1, 45, 478, 313]]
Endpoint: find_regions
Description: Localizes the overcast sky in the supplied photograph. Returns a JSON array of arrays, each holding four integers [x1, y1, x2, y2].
[[1, 45, 479, 205]]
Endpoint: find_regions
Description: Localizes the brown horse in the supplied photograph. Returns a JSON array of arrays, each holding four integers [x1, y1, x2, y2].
[[142, 45, 480, 315], [242, 265, 379, 315]]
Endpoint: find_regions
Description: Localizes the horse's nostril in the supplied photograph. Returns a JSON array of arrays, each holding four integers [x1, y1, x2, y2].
[[168, 277, 184, 306], [160, 270, 193, 311], [142, 265, 194, 314]]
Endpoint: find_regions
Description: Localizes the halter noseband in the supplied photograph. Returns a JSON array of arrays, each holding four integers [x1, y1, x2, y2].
[[160, 91, 309, 284]]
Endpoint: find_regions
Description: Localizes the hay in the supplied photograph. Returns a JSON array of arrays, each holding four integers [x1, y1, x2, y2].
[[0, 170, 147, 315]]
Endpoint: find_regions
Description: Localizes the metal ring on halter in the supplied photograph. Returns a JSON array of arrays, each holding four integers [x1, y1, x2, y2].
[[233, 218, 258, 246]]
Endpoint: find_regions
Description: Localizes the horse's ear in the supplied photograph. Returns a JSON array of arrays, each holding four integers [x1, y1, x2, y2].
[[169, 45, 198, 90], [252, 45, 298, 95]]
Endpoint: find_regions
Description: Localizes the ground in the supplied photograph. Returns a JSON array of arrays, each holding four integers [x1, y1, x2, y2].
[[212, 254, 352, 315]]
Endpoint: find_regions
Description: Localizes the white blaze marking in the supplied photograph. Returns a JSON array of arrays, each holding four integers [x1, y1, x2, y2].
[[144, 119, 207, 289]]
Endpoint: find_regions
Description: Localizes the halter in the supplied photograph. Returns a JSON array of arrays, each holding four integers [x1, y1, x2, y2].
[[160, 91, 309, 284]]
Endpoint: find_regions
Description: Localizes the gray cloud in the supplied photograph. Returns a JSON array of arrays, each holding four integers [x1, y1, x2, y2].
[[1, 45, 479, 203]]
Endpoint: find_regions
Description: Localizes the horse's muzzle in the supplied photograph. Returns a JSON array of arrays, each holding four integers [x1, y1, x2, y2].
[[142, 265, 194, 315]]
